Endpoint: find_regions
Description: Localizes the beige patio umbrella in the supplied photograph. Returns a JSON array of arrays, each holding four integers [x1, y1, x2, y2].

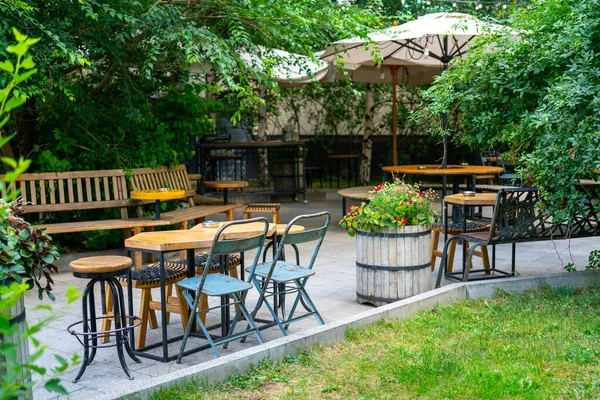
[[321, 12, 509, 166]]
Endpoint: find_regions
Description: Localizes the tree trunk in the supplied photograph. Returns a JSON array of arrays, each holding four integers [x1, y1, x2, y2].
[[359, 84, 374, 186], [256, 85, 269, 186]]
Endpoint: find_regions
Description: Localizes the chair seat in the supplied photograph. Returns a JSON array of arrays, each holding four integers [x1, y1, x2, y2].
[[248, 261, 315, 283], [177, 273, 252, 296], [433, 220, 490, 235]]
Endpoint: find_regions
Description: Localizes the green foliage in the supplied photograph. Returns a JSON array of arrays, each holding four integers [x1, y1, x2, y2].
[[419, 0, 600, 221], [0, 30, 59, 300], [0, 282, 80, 399], [0, 200, 60, 300], [0, 0, 380, 172], [340, 180, 438, 236]]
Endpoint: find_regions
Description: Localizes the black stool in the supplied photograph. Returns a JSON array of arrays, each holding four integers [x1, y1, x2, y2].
[[67, 256, 141, 382]]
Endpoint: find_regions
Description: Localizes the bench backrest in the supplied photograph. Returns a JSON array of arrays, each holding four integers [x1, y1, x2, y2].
[[1, 170, 129, 214], [487, 187, 600, 244], [129, 165, 195, 204]]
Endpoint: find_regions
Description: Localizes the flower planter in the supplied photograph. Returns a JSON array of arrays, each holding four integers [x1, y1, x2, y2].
[[0, 281, 31, 400], [356, 225, 432, 306]]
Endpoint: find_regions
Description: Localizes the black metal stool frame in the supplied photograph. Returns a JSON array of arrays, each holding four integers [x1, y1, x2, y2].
[[68, 269, 141, 382]]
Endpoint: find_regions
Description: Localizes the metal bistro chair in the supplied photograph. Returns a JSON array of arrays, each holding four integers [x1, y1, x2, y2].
[[242, 211, 330, 338], [176, 218, 269, 361]]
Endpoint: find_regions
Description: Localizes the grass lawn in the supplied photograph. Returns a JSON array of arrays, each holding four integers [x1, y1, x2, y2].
[[153, 287, 600, 399]]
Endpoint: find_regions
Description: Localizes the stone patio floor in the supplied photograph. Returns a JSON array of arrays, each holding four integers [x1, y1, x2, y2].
[[26, 198, 597, 399]]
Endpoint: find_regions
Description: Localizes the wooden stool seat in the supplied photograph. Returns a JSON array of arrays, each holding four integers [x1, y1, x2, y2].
[[69, 256, 132, 275], [243, 203, 281, 224], [430, 221, 491, 273], [275, 224, 305, 236], [188, 173, 201, 181]]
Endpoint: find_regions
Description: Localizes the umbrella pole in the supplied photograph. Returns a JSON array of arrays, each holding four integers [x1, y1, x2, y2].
[[391, 66, 398, 166]]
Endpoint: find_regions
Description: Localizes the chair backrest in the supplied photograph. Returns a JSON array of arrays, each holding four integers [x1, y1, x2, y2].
[[278, 211, 331, 270], [194, 217, 269, 293], [480, 151, 500, 166], [486, 187, 600, 244]]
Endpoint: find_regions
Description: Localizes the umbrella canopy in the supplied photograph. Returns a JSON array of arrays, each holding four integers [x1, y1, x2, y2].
[[321, 13, 509, 165]]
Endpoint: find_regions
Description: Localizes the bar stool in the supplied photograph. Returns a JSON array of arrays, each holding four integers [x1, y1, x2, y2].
[[430, 221, 491, 272], [243, 203, 281, 224], [67, 256, 141, 382]]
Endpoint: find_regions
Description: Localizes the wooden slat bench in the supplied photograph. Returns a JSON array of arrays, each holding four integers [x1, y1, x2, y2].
[[129, 165, 241, 227], [0, 169, 167, 235], [435, 186, 600, 287]]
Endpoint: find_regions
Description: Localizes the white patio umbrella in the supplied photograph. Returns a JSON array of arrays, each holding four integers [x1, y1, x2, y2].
[[321, 12, 509, 166]]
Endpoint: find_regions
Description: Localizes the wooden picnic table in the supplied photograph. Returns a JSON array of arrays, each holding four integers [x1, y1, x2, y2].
[[124, 222, 276, 362]]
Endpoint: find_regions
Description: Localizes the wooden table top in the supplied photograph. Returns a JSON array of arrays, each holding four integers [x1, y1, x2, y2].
[[203, 180, 248, 189], [337, 186, 374, 201], [126, 222, 276, 252], [130, 189, 186, 201], [444, 193, 498, 206], [382, 164, 504, 176], [275, 224, 305, 235]]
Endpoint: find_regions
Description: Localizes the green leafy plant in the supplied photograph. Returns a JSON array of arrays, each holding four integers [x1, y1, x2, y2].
[[0, 282, 80, 399], [1, 29, 59, 300], [340, 179, 438, 236], [586, 250, 600, 271]]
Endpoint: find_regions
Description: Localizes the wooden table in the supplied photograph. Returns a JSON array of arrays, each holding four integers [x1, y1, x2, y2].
[[130, 189, 186, 220], [337, 186, 373, 216], [382, 164, 504, 213], [203, 180, 248, 204], [329, 154, 359, 189], [124, 222, 276, 362]]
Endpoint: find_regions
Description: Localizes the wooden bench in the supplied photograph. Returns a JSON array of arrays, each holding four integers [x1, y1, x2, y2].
[[0, 169, 166, 235], [129, 165, 241, 227], [435, 187, 600, 287]]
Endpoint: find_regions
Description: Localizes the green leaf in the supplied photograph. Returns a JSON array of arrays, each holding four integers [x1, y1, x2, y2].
[[12, 27, 27, 42], [4, 94, 27, 112], [7, 42, 28, 57], [0, 59, 14, 73], [44, 378, 68, 395], [13, 68, 37, 85], [21, 56, 35, 70]]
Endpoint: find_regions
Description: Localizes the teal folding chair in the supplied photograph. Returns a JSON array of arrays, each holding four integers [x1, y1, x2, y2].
[[176, 218, 269, 362], [243, 211, 330, 338]]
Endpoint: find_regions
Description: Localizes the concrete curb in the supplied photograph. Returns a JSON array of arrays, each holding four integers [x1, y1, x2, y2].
[[97, 271, 600, 400]]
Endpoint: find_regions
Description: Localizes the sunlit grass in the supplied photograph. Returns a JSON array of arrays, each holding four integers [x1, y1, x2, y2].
[[153, 286, 600, 399]]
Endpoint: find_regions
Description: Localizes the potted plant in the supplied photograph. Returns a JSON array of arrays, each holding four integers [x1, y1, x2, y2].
[[340, 180, 438, 306]]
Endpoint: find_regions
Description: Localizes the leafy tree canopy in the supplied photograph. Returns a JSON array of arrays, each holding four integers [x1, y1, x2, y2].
[[419, 0, 600, 220], [0, 0, 379, 170]]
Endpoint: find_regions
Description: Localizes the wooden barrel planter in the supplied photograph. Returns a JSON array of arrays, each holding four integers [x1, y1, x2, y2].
[[356, 225, 432, 306], [0, 283, 31, 400]]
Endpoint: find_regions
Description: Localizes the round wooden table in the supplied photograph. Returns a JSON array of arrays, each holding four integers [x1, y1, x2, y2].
[[382, 164, 504, 199], [337, 186, 374, 216], [203, 180, 248, 204], [130, 189, 186, 220]]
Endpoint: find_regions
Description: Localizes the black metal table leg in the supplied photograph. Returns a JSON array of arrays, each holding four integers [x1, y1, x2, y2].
[[154, 200, 161, 220], [159, 252, 168, 362], [223, 188, 229, 205]]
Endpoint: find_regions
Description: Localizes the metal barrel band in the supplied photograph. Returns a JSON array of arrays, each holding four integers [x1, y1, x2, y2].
[[356, 229, 431, 238], [356, 261, 430, 272], [356, 292, 400, 304]]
